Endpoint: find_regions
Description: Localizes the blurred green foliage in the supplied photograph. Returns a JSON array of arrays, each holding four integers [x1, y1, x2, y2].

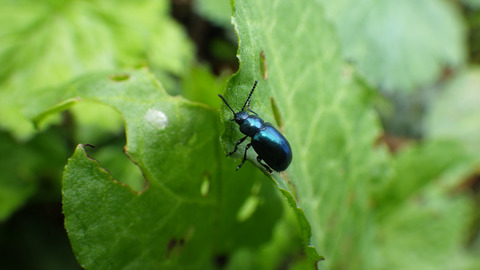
[[0, 0, 479, 269], [319, 0, 466, 92], [0, 0, 193, 140]]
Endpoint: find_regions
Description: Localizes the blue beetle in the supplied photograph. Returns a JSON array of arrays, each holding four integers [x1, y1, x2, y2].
[[218, 80, 292, 173]]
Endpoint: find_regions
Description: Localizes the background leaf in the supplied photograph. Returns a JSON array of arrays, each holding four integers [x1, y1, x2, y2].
[[425, 67, 480, 155], [0, 0, 193, 140], [32, 69, 284, 269], [194, 0, 232, 27], [318, 0, 466, 91], [372, 139, 478, 269]]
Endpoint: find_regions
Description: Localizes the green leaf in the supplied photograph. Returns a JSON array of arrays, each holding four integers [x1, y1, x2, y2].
[[425, 67, 480, 156], [88, 144, 147, 193], [373, 140, 472, 218], [223, 0, 385, 266], [194, 0, 232, 27], [38, 69, 284, 269], [182, 65, 230, 109], [69, 102, 124, 144], [370, 138, 479, 269], [226, 207, 309, 269], [0, 0, 193, 140], [374, 182, 475, 269], [318, 0, 466, 91]]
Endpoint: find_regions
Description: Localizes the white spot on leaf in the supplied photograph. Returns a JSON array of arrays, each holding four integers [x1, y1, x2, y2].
[[145, 109, 168, 130]]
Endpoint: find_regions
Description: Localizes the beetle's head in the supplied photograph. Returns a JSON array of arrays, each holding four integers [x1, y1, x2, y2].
[[234, 111, 249, 125]]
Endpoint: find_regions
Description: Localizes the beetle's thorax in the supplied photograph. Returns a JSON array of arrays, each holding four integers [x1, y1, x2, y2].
[[235, 111, 264, 137]]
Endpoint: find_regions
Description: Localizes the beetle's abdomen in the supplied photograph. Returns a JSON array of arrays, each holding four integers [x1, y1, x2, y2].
[[252, 123, 292, 172]]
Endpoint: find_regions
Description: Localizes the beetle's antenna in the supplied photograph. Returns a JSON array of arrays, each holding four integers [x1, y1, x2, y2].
[[218, 94, 236, 116], [241, 80, 258, 111]]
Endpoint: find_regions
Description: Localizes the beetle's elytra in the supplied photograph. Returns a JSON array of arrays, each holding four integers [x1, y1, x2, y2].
[[218, 80, 292, 173]]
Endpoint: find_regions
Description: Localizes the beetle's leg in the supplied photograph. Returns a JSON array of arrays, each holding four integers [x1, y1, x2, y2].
[[236, 143, 252, 170], [247, 108, 258, 116], [227, 135, 248, 156], [256, 156, 273, 174]]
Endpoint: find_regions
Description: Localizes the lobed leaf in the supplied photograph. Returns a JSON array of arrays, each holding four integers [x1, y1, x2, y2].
[[38, 69, 284, 269]]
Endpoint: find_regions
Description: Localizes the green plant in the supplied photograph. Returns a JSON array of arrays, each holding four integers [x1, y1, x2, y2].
[[1, 0, 479, 269]]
